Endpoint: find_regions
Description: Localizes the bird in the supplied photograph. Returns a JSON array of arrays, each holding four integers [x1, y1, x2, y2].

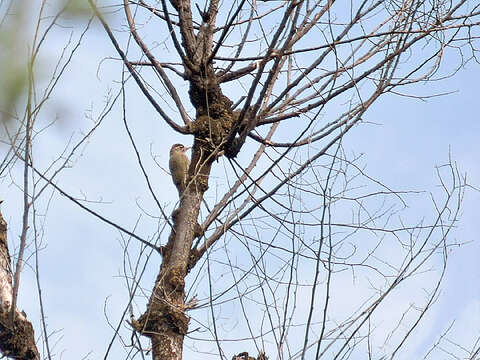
[[169, 143, 190, 196]]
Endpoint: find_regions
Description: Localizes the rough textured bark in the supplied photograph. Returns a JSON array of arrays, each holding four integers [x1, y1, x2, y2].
[[0, 209, 40, 359], [133, 63, 235, 359]]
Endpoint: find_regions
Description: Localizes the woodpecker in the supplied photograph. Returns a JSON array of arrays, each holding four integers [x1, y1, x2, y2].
[[169, 143, 190, 196]]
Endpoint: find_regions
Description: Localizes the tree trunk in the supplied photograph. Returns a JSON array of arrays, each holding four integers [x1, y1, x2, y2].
[[0, 209, 40, 359], [134, 138, 215, 359]]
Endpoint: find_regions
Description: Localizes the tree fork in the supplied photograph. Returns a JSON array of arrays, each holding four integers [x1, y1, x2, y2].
[[132, 55, 244, 358]]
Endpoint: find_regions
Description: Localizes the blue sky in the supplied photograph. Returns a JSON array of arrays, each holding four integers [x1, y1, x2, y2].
[[1, 2, 479, 359]]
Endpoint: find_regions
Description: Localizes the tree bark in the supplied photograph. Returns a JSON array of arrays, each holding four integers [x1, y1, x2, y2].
[[0, 208, 40, 359]]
